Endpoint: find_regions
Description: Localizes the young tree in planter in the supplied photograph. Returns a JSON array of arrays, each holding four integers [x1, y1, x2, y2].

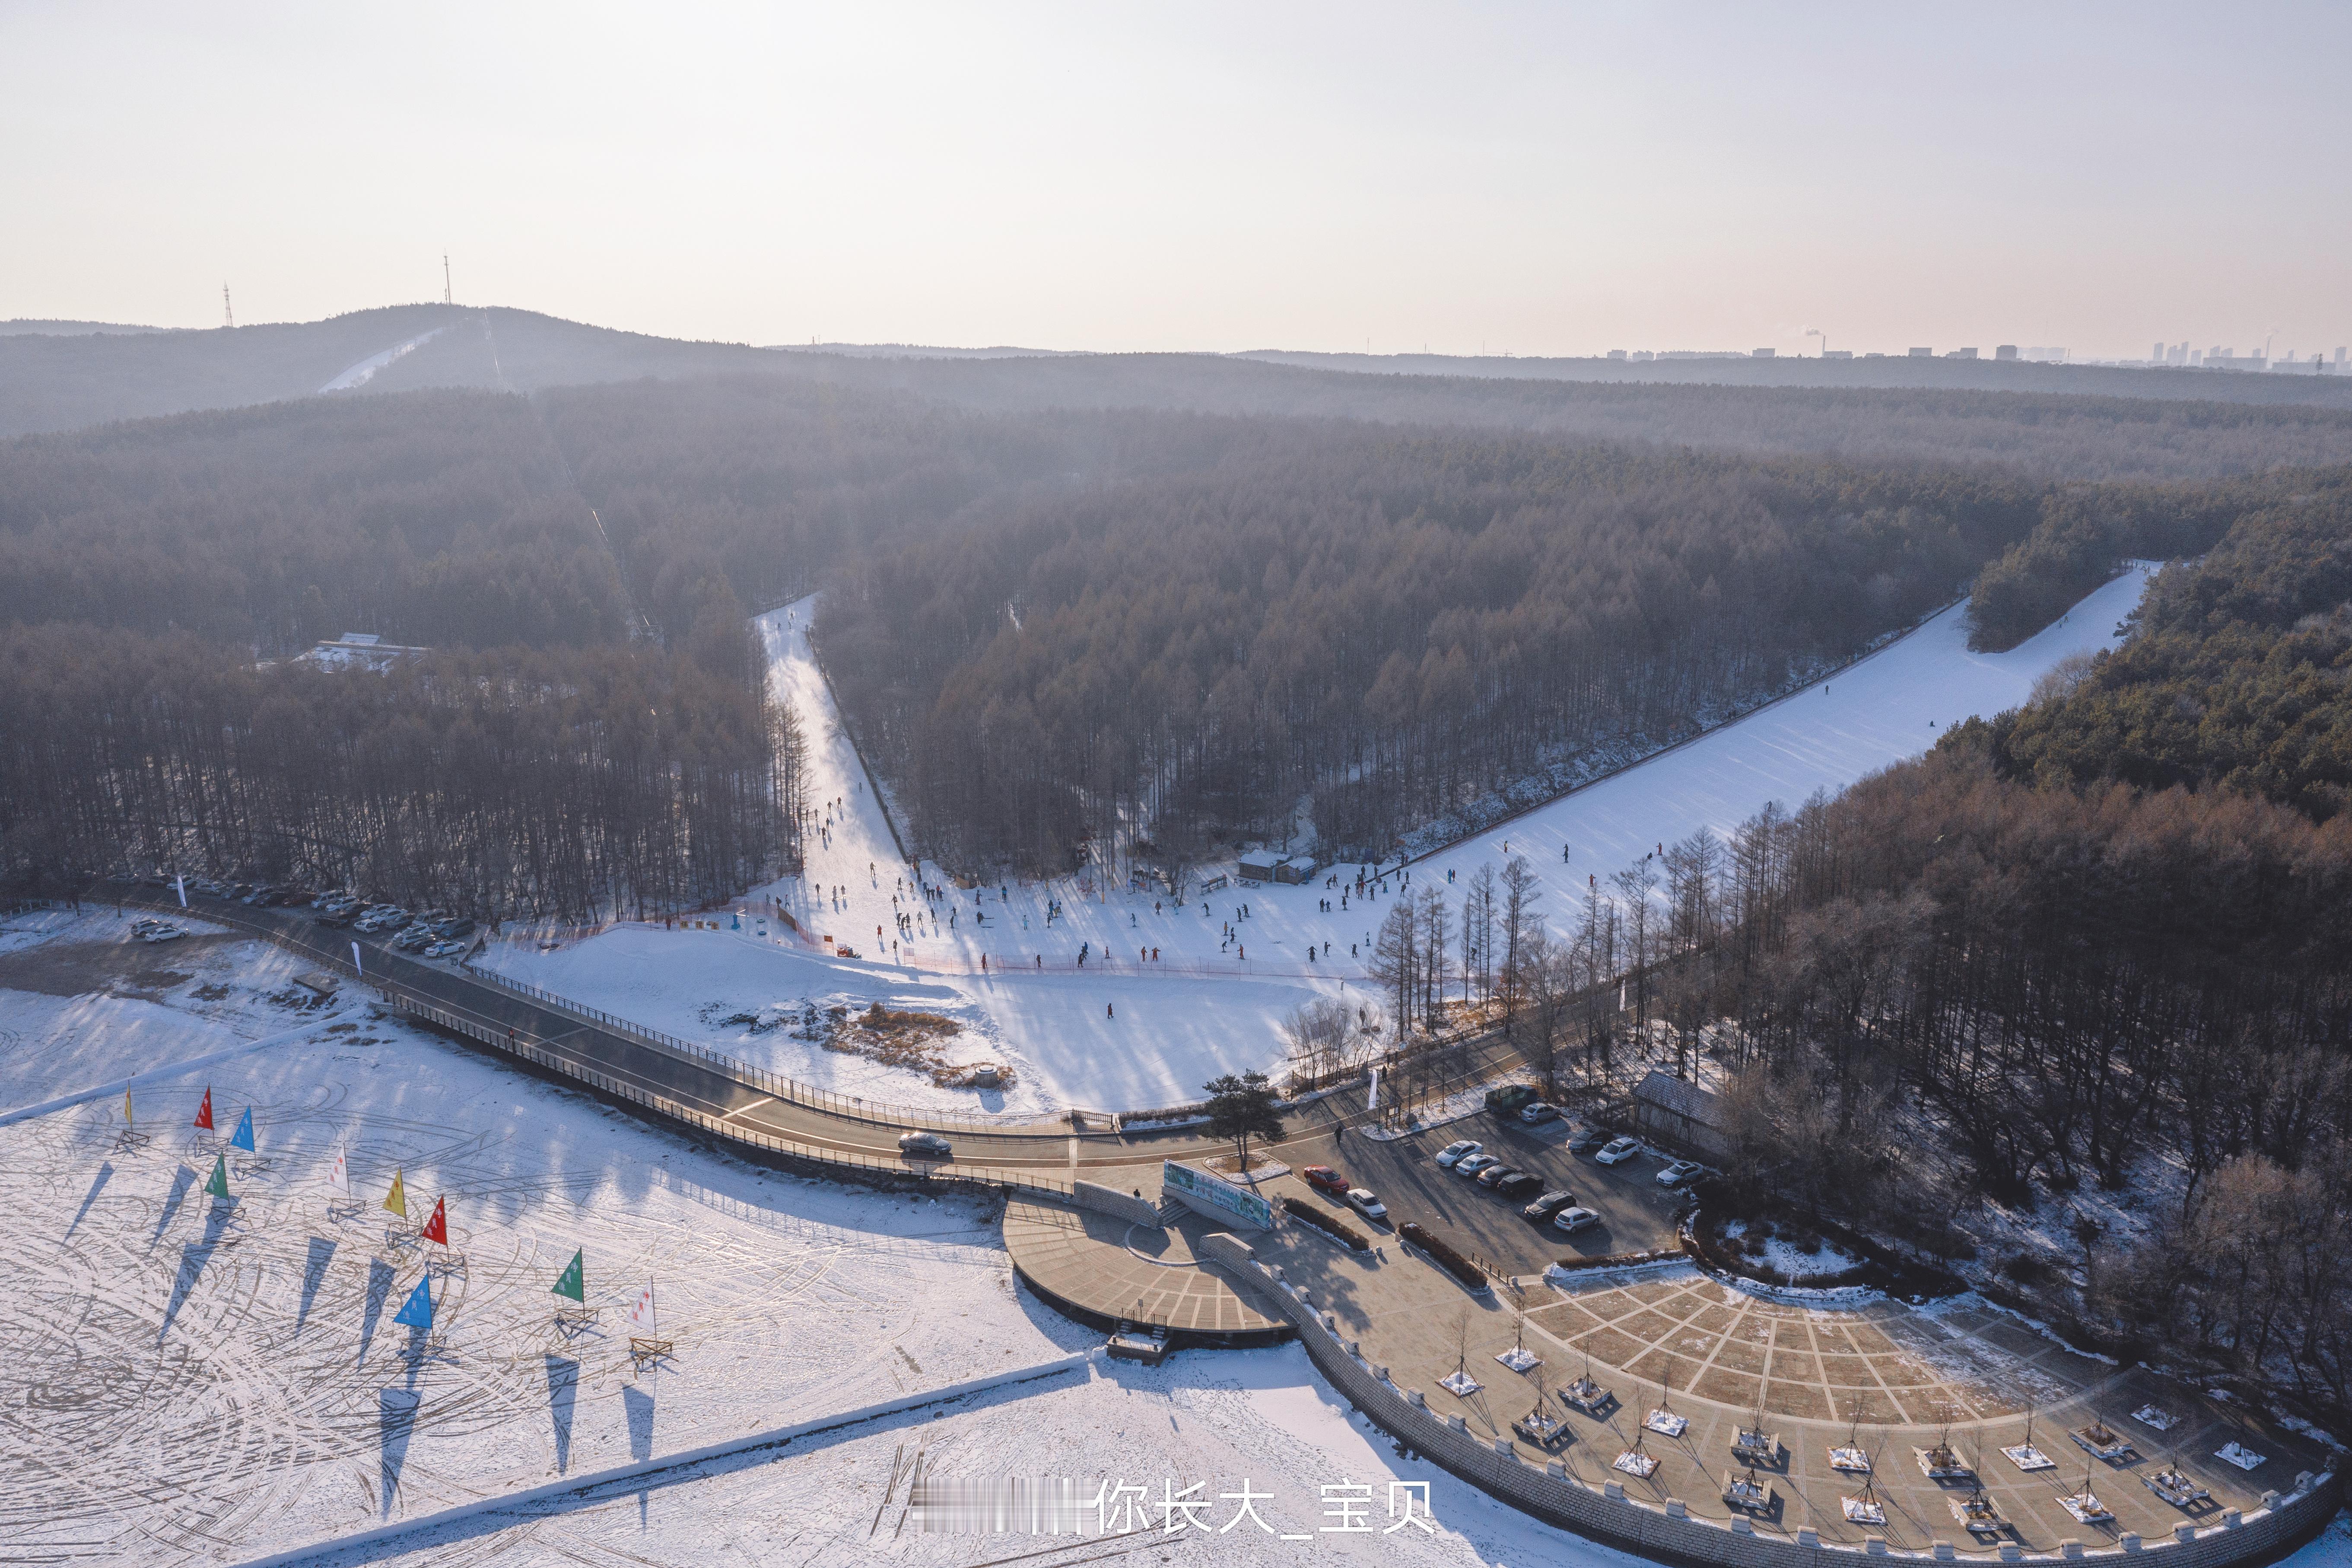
[[1202, 1071, 1285, 1177]]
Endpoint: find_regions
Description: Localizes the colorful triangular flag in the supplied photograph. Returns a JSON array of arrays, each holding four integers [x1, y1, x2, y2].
[[627, 1282, 657, 1336], [229, 1107, 256, 1154], [392, 1275, 434, 1329], [204, 1153, 230, 1199], [382, 1168, 407, 1219], [327, 1143, 350, 1196], [552, 1250, 585, 1303], [420, 1196, 448, 1247], [194, 1087, 214, 1131]]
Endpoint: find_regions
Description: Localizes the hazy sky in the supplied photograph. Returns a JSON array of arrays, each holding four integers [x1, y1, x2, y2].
[[4, 1, 2346, 359]]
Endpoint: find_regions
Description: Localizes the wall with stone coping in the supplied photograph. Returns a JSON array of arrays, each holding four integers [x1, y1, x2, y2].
[[1192, 1233, 2342, 1568], [1068, 1179, 1165, 1229]]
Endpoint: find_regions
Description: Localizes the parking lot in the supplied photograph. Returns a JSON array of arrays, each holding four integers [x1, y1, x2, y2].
[[1262, 1105, 1689, 1278]]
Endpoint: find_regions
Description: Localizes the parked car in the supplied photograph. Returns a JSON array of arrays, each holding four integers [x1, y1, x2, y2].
[[1565, 1126, 1605, 1153], [897, 1131, 951, 1159], [1518, 1100, 1561, 1124], [1522, 1188, 1577, 1219], [435, 917, 476, 939], [1595, 1136, 1642, 1165], [395, 929, 434, 952], [139, 923, 185, 943], [1300, 1165, 1350, 1198], [1435, 1140, 1481, 1168], [1344, 1188, 1388, 1222], [1483, 1084, 1539, 1115], [1657, 1159, 1707, 1187], [1475, 1162, 1518, 1187], [1552, 1205, 1602, 1234], [311, 889, 350, 910], [1454, 1153, 1499, 1178], [314, 907, 358, 927], [424, 940, 466, 958], [1495, 1171, 1545, 1199]]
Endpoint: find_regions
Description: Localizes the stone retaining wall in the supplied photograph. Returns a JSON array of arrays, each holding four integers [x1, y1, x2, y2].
[[1193, 1234, 2341, 1568], [1068, 1180, 1165, 1230]]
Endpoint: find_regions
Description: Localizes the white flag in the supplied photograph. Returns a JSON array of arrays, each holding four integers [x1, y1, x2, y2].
[[328, 1142, 350, 1195], [352, 941, 363, 976], [175, 874, 187, 908], [628, 1282, 658, 1335], [1366, 1065, 1380, 1113]]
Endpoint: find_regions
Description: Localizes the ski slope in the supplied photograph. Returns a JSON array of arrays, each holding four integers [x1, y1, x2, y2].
[[489, 572, 2152, 1113]]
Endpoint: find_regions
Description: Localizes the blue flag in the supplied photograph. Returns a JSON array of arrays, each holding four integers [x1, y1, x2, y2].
[[393, 1275, 434, 1329], [229, 1108, 256, 1153]]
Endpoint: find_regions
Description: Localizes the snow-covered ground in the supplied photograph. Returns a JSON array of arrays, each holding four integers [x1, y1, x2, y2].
[[480, 573, 2152, 1116], [3, 932, 1664, 1568], [0, 906, 328, 1113], [1, 1000, 1060, 1562], [318, 326, 447, 393]]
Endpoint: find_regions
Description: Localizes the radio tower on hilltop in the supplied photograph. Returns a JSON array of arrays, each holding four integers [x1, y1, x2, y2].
[[222, 283, 234, 329], [443, 254, 452, 305]]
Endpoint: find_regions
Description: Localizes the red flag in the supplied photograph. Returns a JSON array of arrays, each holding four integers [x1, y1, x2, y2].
[[421, 1196, 448, 1246], [194, 1087, 214, 1131]]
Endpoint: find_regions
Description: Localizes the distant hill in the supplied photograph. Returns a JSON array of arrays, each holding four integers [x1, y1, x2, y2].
[[6, 302, 2352, 479], [1240, 348, 2352, 410], [0, 319, 176, 337]]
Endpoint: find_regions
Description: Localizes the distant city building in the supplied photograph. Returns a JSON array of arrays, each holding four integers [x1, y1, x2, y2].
[[1908, 346, 1933, 357], [1606, 349, 1627, 360], [1822, 349, 1853, 359], [1995, 345, 2018, 360], [2022, 347, 2068, 363], [1945, 347, 1978, 359], [1751, 347, 1774, 357]]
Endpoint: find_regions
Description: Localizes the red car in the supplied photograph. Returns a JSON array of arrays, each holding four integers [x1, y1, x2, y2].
[[1301, 1165, 1350, 1197]]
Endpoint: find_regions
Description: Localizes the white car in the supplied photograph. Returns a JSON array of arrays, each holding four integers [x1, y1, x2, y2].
[[1657, 1159, 1707, 1187], [139, 923, 185, 943], [1595, 1136, 1641, 1166], [1434, 1139, 1481, 1168], [1344, 1188, 1388, 1222], [1552, 1206, 1602, 1234], [1454, 1152, 1499, 1178]]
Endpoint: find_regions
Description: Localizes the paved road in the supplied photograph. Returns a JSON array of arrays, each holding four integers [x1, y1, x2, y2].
[[99, 887, 1543, 1188]]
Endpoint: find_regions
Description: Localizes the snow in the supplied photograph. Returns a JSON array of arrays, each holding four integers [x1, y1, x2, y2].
[[0, 906, 326, 1113], [0, 998, 1064, 1562], [318, 327, 447, 393], [2, 934, 1657, 1568], [1719, 1218, 1863, 1280], [479, 570, 2154, 1116]]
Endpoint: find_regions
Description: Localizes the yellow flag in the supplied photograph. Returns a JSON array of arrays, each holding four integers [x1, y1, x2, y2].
[[124, 1088, 134, 1131], [383, 1168, 408, 1219]]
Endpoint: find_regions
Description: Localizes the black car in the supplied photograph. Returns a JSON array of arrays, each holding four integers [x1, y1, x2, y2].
[[1495, 1171, 1545, 1199], [1476, 1163, 1518, 1188], [1522, 1188, 1577, 1219], [1566, 1126, 1606, 1154]]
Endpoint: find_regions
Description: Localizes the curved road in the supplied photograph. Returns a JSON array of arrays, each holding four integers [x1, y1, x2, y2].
[[102, 887, 1528, 1190]]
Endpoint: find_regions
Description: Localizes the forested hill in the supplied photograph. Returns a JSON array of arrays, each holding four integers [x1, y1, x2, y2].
[[1959, 472, 2352, 820], [815, 427, 2058, 871], [10, 304, 2352, 482]]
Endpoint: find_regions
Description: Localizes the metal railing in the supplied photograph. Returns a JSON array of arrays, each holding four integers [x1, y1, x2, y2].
[[389, 993, 1073, 1200], [458, 964, 1091, 1135]]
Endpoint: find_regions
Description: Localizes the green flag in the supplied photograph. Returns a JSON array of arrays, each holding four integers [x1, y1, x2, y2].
[[553, 1249, 585, 1303], [205, 1153, 230, 1199]]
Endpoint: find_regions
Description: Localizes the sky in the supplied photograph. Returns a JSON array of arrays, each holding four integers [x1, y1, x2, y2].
[[3, 0, 2347, 360]]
